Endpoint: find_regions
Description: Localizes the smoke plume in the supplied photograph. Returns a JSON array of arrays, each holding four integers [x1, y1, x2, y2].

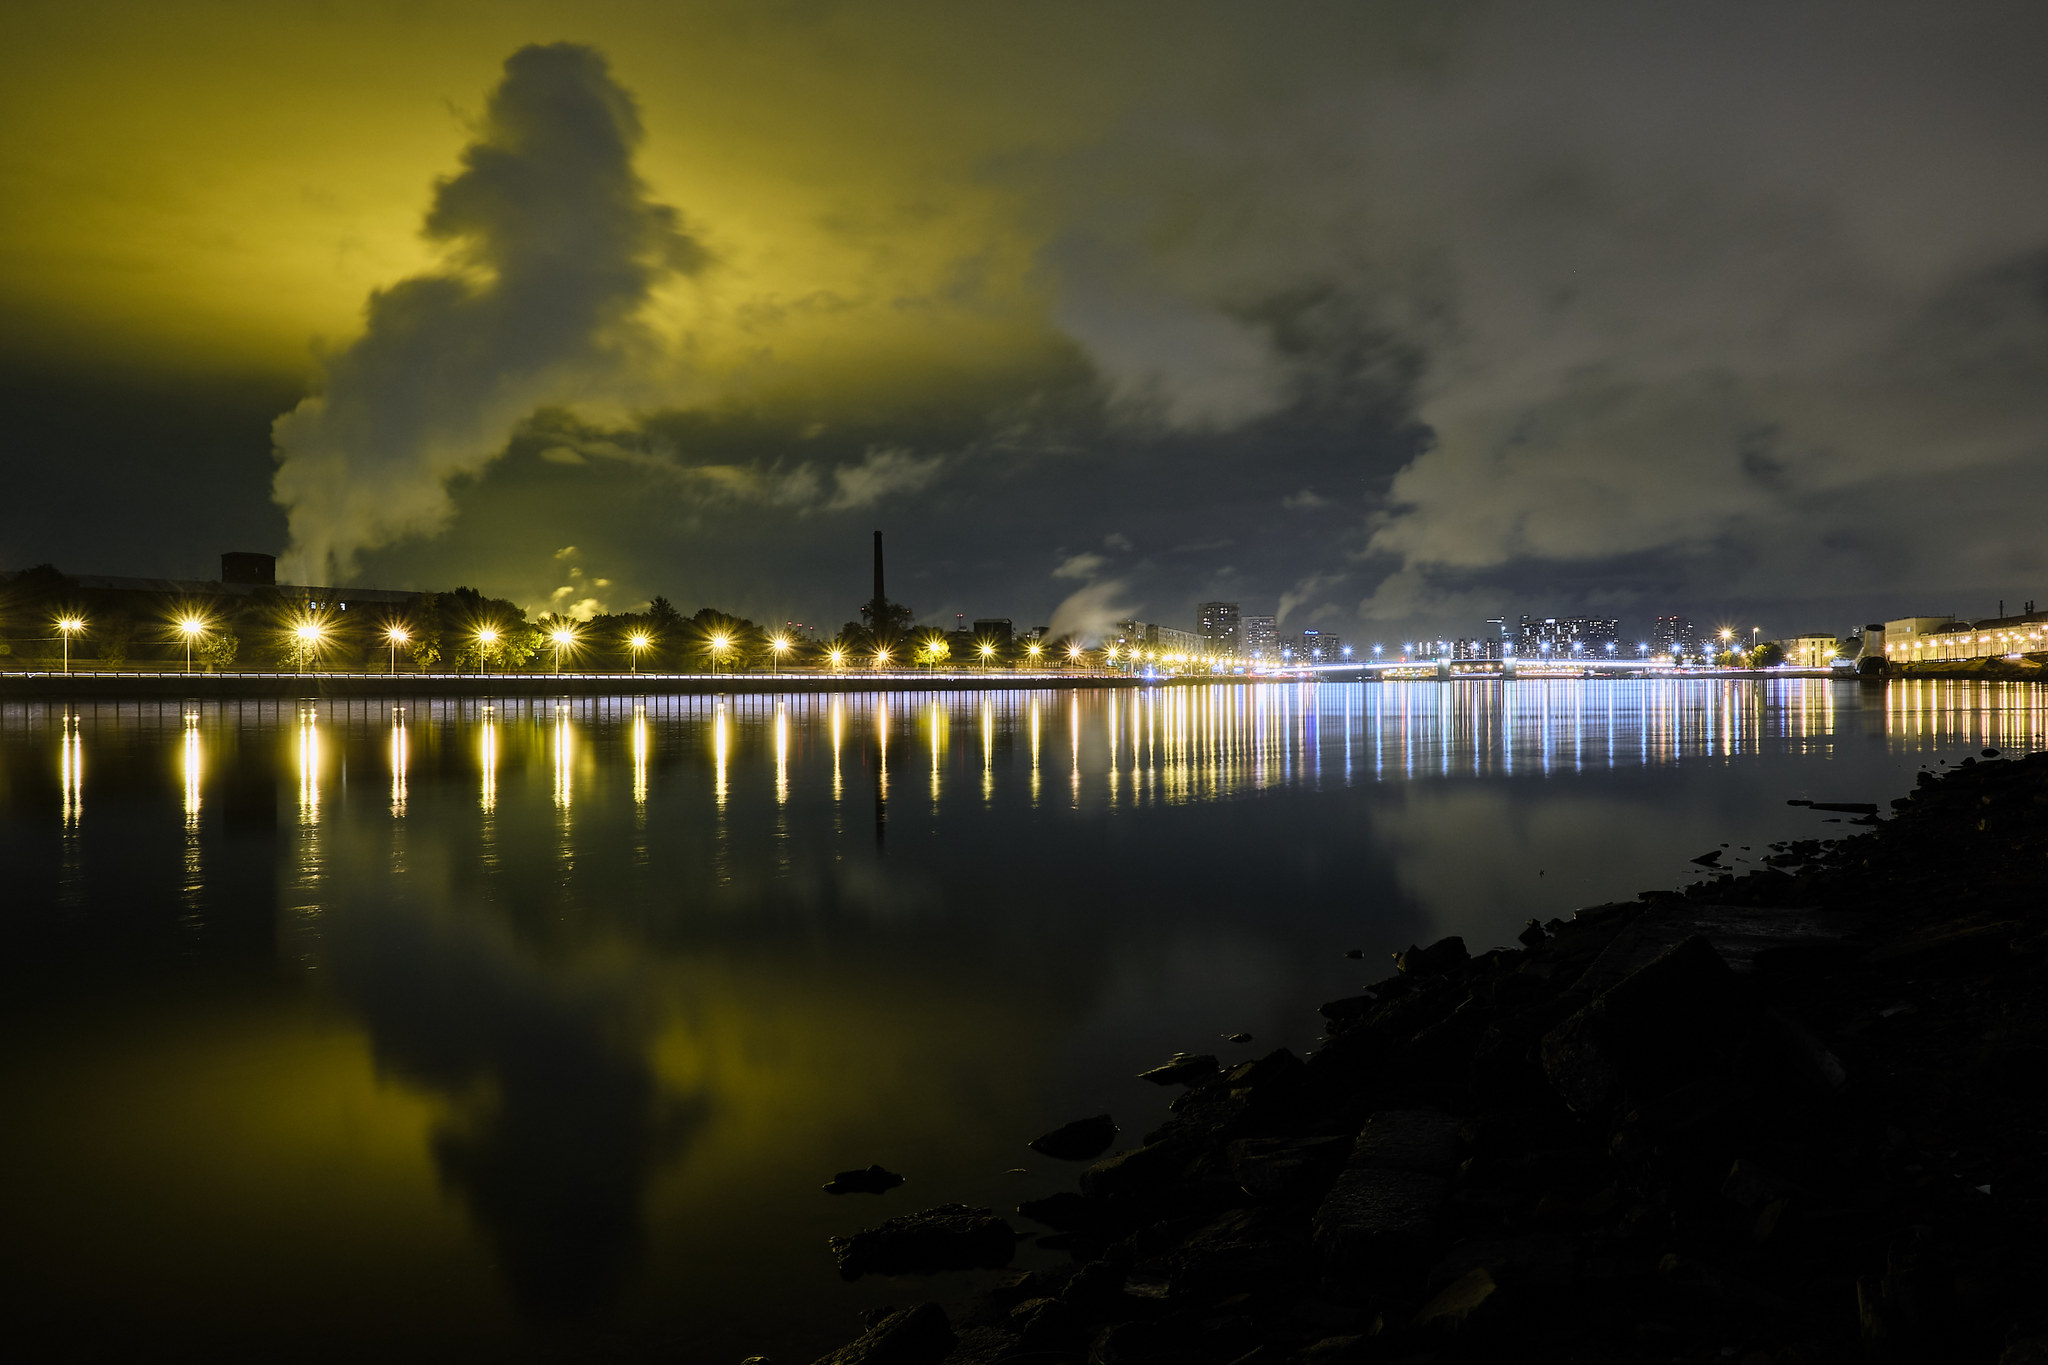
[[271, 43, 702, 584]]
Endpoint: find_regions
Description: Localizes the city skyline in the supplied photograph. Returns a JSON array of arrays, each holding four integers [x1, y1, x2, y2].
[[5, 3, 2048, 649]]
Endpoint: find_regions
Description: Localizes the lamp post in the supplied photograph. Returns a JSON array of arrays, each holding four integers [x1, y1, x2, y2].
[[177, 616, 205, 673], [57, 617, 84, 673], [710, 633, 732, 675], [294, 621, 322, 674], [828, 646, 846, 672], [476, 626, 499, 676], [1027, 641, 1042, 669], [551, 627, 575, 674], [873, 646, 891, 671], [770, 635, 790, 674], [628, 632, 650, 674], [978, 642, 995, 670], [386, 625, 410, 674]]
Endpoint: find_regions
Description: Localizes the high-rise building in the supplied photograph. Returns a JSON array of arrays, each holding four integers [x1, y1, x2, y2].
[[1197, 601, 1241, 656], [1517, 615, 1620, 658], [1292, 629, 1345, 662], [1652, 615, 1697, 658], [1242, 614, 1278, 660]]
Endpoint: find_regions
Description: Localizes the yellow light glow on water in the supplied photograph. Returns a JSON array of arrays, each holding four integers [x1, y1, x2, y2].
[[981, 698, 994, 802], [1029, 695, 1041, 805], [296, 708, 320, 822], [552, 708, 573, 811], [877, 701, 890, 798], [479, 715, 497, 814], [182, 713, 202, 824], [775, 701, 789, 806], [59, 712, 83, 830], [830, 694, 844, 801], [713, 699, 729, 809], [389, 709, 407, 816], [632, 705, 649, 807]]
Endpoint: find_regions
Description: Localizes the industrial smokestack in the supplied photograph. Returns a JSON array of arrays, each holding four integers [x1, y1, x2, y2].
[[873, 530, 885, 611]]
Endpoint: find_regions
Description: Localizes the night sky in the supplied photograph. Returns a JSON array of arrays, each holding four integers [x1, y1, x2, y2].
[[4, 1, 2046, 643]]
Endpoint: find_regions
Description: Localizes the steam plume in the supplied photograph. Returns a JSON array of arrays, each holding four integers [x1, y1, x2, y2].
[[272, 43, 700, 584]]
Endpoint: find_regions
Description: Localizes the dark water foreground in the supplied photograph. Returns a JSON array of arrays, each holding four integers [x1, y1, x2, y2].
[[0, 679, 2043, 1362]]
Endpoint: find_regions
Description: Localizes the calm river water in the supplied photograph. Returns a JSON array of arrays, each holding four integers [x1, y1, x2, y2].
[[3, 678, 2043, 1362]]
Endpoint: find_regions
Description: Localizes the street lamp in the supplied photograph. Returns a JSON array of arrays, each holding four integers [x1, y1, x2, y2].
[[56, 616, 84, 674], [550, 626, 576, 674], [769, 635, 790, 674], [476, 626, 499, 676], [386, 625, 410, 674], [978, 641, 995, 670], [827, 646, 846, 671], [628, 632, 650, 674], [293, 620, 323, 673], [873, 646, 891, 670], [1066, 642, 1084, 667], [176, 615, 206, 673], [710, 632, 732, 674], [1027, 641, 1043, 668]]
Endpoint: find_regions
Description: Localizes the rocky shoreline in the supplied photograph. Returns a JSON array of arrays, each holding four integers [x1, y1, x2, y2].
[[799, 749, 2048, 1365]]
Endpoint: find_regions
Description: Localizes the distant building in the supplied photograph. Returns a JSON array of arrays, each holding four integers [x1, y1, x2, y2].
[[1197, 601, 1241, 656], [1242, 614, 1278, 661], [1884, 610, 2048, 664], [1452, 637, 1505, 660], [1518, 615, 1619, 658], [1652, 615, 1698, 658], [1784, 633, 1844, 668], [1113, 619, 1203, 659], [1292, 629, 1344, 663], [972, 618, 1013, 647]]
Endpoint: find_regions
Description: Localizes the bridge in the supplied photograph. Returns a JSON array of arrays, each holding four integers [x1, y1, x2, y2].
[[1283, 656, 1845, 681]]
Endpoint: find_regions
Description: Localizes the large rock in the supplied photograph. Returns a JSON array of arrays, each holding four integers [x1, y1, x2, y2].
[[1228, 1135, 1347, 1200], [810, 1302, 955, 1365], [1136, 1053, 1218, 1085], [829, 1205, 1016, 1279], [1349, 1109, 1464, 1176], [1079, 1141, 1189, 1201], [1026, 1113, 1118, 1161], [1311, 1167, 1446, 1265], [1540, 933, 1741, 1116]]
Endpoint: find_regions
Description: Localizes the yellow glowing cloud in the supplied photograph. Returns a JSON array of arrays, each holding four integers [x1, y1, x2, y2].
[[0, 1, 1135, 394]]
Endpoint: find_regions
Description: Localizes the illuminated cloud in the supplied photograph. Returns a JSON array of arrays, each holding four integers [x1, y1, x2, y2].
[[270, 43, 702, 584]]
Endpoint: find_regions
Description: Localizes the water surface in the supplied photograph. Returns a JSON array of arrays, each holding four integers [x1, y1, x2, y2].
[[2, 679, 2042, 1362]]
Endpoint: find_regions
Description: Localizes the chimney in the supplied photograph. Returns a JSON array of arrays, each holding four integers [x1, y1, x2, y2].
[[873, 530, 885, 611]]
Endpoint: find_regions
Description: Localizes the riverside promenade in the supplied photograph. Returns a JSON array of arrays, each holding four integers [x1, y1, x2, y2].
[[0, 668, 1141, 700]]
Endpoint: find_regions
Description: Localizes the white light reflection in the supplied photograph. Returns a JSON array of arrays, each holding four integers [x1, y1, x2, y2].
[[389, 707, 407, 816], [60, 712, 84, 829]]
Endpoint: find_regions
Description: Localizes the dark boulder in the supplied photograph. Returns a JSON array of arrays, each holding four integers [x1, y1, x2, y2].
[[829, 1205, 1016, 1279], [1026, 1113, 1118, 1161], [1394, 935, 1469, 975], [808, 1301, 954, 1365], [823, 1164, 906, 1195], [1136, 1053, 1218, 1085]]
